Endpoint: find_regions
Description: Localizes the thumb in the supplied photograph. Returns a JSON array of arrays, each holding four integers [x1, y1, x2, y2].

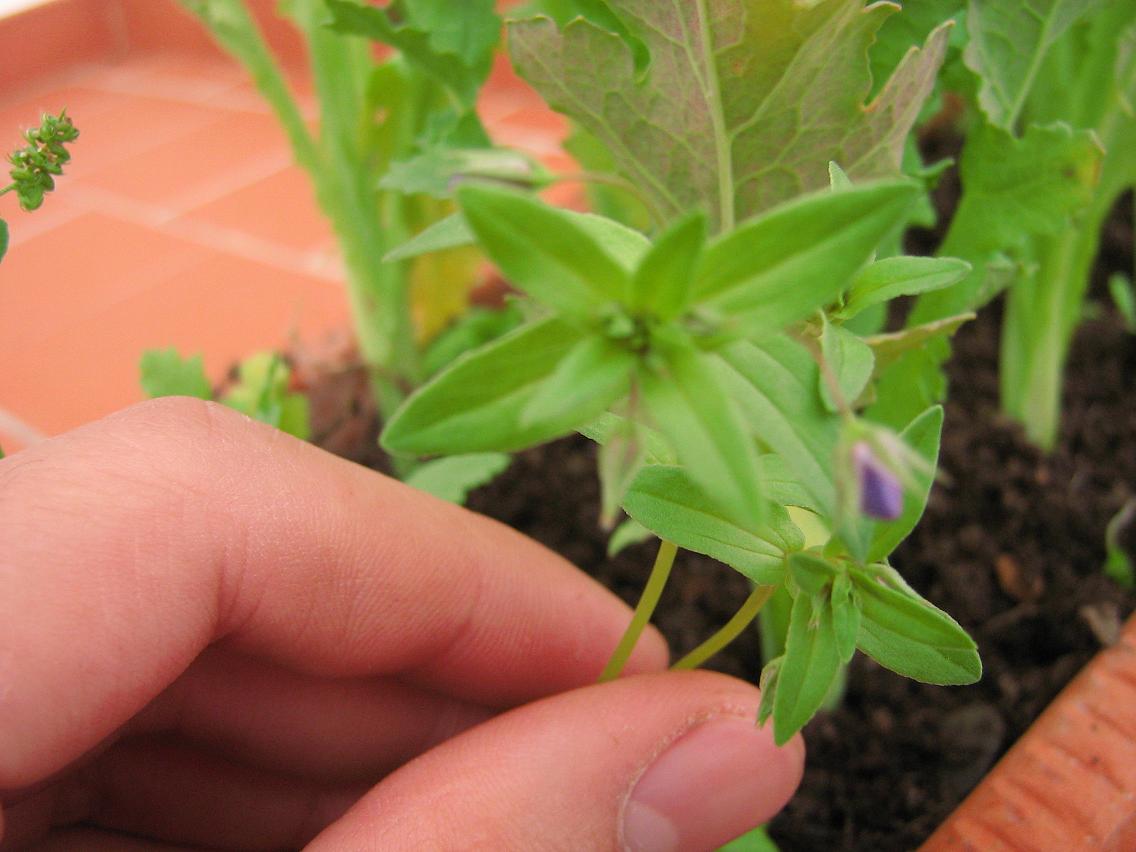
[[308, 671, 803, 852]]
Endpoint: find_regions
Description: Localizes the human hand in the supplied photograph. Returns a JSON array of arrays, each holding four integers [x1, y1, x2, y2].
[[0, 398, 802, 851]]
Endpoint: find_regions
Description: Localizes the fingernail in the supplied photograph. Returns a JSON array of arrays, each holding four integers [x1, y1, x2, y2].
[[622, 717, 803, 852]]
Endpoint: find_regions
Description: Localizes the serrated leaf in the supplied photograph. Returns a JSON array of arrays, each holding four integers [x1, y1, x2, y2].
[[851, 564, 981, 685], [381, 147, 549, 199], [870, 2, 962, 99], [139, 349, 213, 400], [521, 334, 635, 429], [964, 0, 1107, 131], [510, 3, 948, 232], [624, 465, 800, 585], [716, 335, 841, 516], [911, 122, 1102, 322], [866, 406, 944, 562], [629, 211, 704, 320], [640, 346, 766, 528], [384, 212, 474, 263], [819, 321, 874, 414], [773, 593, 841, 745], [382, 317, 584, 454], [694, 182, 919, 338], [404, 452, 511, 503], [325, 0, 498, 107], [840, 256, 971, 319], [458, 185, 630, 317]]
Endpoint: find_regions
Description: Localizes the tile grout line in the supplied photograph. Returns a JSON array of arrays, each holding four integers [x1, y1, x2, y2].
[[0, 406, 48, 446]]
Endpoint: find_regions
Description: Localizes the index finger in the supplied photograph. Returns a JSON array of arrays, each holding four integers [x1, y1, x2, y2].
[[0, 398, 667, 790]]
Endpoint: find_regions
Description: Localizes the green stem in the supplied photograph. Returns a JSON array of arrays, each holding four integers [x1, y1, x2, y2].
[[672, 584, 775, 671], [599, 540, 678, 682]]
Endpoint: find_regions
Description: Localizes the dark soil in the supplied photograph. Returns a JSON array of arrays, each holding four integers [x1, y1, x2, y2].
[[296, 198, 1136, 852]]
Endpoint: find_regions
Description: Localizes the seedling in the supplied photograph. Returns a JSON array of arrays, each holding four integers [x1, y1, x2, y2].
[[382, 0, 982, 744]]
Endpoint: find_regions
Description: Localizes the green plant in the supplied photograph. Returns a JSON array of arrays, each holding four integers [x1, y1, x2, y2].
[[382, 0, 982, 746], [903, 1, 1136, 448]]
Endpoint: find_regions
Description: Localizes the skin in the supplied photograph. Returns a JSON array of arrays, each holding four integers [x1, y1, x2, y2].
[[0, 398, 802, 850]]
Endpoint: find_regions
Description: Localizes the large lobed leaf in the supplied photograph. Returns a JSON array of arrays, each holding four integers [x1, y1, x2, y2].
[[326, 0, 499, 107], [964, 0, 1109, 131], [509, 0, 949, 231]]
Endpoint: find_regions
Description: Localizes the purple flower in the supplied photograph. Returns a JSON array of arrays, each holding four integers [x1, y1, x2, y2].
[[853, 442, 904, 520]]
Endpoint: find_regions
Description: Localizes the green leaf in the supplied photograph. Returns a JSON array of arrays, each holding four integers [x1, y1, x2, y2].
[[866, 406, 944, 562], [640, 345, 766, 528], [139, 348, 213, 400], [623, 465, 801, 585], [422, 303, 525, 377], [381, 147, 549, 199], [510, 3, 948, 231], [718, 825, 780, 852], [866, 313, 974, 373], [870, 2, 963, 99], [755, 455, 822, 514], [851, 564, 981, 685], [607, 517, 653, 558], [788, 552, 838, 597], [773, 593, 841, 745], [830, 572, 860, 664], [912, 122, 1102, 322], [598, 416, 648, 528], [819, 321, 875, 414], [325, 0, 499, 107], [383, 212, 474, 263], [404, 452, 511, 504], [839, 256, 971, 320], [0, 219, 8, 264], [629, 212, 704, 320], [964, 0, 1107, 131], [521, 334, 635, 429], [1103, 500, 1136, 588], [694, 182, 919, 338], [716, 335, 841, 516], [457, 185, 630, 317], [220, 352, 310, 439], [382, 317, 585, 454], [1110, 273, 1136, 333], [756, 655, 783, 727]]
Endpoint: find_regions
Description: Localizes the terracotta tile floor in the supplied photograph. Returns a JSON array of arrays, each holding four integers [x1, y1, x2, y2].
[[0, 9, 565, 455]]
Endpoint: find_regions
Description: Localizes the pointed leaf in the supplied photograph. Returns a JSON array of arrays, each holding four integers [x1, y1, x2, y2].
[[608, 517, 653, 558], [716, 335, 841, 516], [629, 212, 705, 320], [851, 565, 981, 685], [840, 256, 971, 319], [404, 452, 511, 504], [598, 418, 648, 528], [623, 465, 801, 585], [867, 406, 944, 562], [640, 346, 765, 528], [788, 552, 838, 597], [819, 321, 875, 413], [510, 3, 947, 230], [384, 212, 474, 263], [458, 185, 630, 317], [773, 593, 841, 745], [381, 147, 549, 199], [695, 182, 919, 338], [0, 219, 7, 264], [866, 313, 973, 372], [382, 318, 584, 454], [521, 334, 635, 428]]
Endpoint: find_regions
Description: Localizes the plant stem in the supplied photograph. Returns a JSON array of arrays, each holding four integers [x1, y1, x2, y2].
[[672, 584, 775, 671], [599, 539, 678, 682]]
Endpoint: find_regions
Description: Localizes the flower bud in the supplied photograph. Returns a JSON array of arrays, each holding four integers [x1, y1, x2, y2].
[[852, 441, 904, 520]]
